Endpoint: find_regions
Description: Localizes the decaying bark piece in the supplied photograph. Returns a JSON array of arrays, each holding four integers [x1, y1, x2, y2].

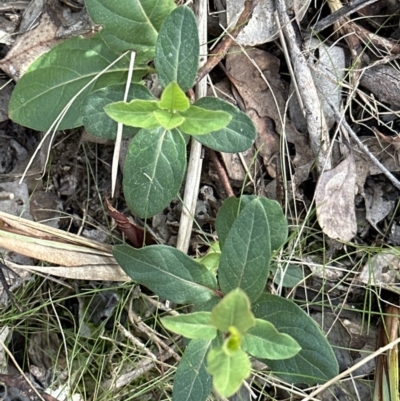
[[360, 65, 400, 108]]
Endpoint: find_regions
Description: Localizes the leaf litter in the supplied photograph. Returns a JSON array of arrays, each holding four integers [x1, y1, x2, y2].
[[315, 146, 357, 242], [0, 0, 399, 400]]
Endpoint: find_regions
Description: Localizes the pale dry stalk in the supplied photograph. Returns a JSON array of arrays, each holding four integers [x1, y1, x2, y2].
[[276, 0, 331, 173]]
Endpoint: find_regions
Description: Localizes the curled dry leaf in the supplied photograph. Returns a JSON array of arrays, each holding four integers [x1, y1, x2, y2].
[[315, 151, 357, 241], [106, 199, 155, 247]]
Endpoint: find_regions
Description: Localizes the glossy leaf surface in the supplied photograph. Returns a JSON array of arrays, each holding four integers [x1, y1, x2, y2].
[[104, 100, 159, 129], [9, 34, 142, 131], [242, 318, 301, 360], [216, 196, 256, 249], [207, 346, 251, 398], [179, 106, 232, 135], [158, 81, 190, 111], [162, 312, 216, 340], [216, 195, 287, 252], [271, 264, 304, 288], [154, 109, 184, 129], [211, 289, 255, 333]]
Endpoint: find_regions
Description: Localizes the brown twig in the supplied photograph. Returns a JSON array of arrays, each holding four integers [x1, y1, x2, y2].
[[310, 0, 379, 33], [208, 148, 235, 198], [195, 0, 259, 84]]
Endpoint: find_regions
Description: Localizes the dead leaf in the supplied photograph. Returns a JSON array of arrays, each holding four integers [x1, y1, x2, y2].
[[358, 249, 400, 291], [315, 151, 357, 241], [226, 0, 311, 46], [0, 374, 60, 401], [0, 210, 130, 281], [289, 38, 345, 132], [0, 8, 62, 79], [226, 46, 313, 172], [353, 136, 400, 177], [360, 65, 400, 108], [364, 178, 394, 234], [220, 148, 255, 181]]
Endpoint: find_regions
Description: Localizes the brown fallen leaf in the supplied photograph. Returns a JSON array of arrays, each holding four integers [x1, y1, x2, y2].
[[315, 150, 357, 241], [0, 8, 62, 80], [0, 373, 60, 401]]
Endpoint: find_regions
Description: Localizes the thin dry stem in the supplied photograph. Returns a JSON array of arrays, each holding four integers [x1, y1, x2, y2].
[[276, 0, 331, 173]]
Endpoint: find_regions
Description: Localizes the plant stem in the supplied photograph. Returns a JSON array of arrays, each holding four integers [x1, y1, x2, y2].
[[208, 149, 234, 198]]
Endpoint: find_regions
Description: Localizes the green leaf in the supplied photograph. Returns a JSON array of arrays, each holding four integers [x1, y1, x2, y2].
[[173, 339, 212, 401], [154, 110, 184, 129], [162, 312, 216, 340], [242, 318, 301, 360], [82, 83, 155, 139], [123, 127, 186, 218], [86, 0, 176, 63], [113, 244, 217, 304], [216, 196, 287, 252], [216, 196, 256, 249], [9, 34, 146, 131], [197, 242, 221, 274], [211, 289, 255, 333], [207, 346, 251, 398], [225, 326, 242, 351], [104, 100, 159, 129], [259, 197, 288, 252], [155, 6, 199, 91], [179, 106, 232, 135], [218, 198, 272, 302], [253, 294, 339, 384], [271, 264, 304, 288], [193, 97, 256, 152], [158, 81, 190, 111], [193, 296, 221, 313]]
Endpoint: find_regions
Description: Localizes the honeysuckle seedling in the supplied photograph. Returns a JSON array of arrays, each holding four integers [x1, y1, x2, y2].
[[161, 288, 301, 398], [114, 195, 339, 400], [104, 81, 233, 134], [7, 0, 340, 399], [9, 1, 256, 219], [97, 5, 255, 218]]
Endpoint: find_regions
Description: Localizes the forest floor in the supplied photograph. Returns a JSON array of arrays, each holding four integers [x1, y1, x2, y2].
[[0, 0, 398, 400]]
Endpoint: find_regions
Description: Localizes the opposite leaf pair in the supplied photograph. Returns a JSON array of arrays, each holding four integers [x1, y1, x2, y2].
[[104, 81, 232, 134], [162, 288, 301, 398]]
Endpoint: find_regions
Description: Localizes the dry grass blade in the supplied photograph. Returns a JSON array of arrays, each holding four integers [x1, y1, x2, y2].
[[374, 304, 399, 401], [0, 210, 129, 281]]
